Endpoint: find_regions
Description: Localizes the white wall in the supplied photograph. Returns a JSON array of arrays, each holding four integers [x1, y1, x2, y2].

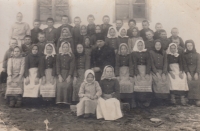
[[0, 0, 200, 70]]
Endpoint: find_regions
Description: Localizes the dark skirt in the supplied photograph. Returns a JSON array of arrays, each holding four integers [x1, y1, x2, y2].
[[56, 70, 72, 104]]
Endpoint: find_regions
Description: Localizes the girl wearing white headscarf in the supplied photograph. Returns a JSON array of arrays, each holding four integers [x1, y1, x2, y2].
[[97, 66, 123, 120], [167, 43, 188, 105], [118, 27, 129, 45], [105, 26, 120, 54], [115, 43, 135, 108], [40, 43, 57, 99], [131, 40, 152, 107], [77, 69, 102, 118], [56, 42, 75, 104]]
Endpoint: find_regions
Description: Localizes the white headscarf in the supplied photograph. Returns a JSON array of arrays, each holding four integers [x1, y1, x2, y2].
[[166, 43, 179, 57], [101, 65, 115, 80], [118, 43, 130, 55], [118, 27, 128, 38], [44, 43, 56, 59], [59, 42, 72, 56], [132, 40, 147, 52], [107, 26, 118, 38], [84, 69, 95, 84]]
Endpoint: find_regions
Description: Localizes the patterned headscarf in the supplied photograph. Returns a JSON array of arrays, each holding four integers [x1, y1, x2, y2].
[[166, 43, 179, 57], [118, 27, 128, 38], [44, 43, 56, 59], [107, 26, 118, 38], [132, 40, 147, 52], [59, 42, 72, 56], [60, 27, 72, 39], [118, 43, 130, 55], [84, 69, 95, 84], [101, 65, 115, 80]]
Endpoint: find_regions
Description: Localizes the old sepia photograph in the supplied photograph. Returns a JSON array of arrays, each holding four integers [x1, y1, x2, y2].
[[0, 0, 200, 130]]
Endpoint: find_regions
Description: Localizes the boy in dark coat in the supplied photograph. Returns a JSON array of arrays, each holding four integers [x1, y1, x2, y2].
[[31, 19, 42, 44]]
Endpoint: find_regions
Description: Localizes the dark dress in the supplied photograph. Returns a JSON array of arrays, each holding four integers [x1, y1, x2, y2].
[[91, 45, 115, 81], [87, 23, 95, 37], [31, 28, 42, 44], [145, 40, 154, 51], [72, 25, 81, 47], [100, 24, 112, 37], [105, 37, 120, 52], [43, 27, 57, 44], [118, 36, 129, 45]]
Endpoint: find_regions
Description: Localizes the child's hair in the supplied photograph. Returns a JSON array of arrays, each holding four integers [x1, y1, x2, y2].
[[171, 27, 179, 33], [13, 46, 22, 52], [74, 16, 81, 21], [159, 29, 166, 36], [46, 17, 54, 23], [95, 25, 101, 29], [24, 35, 31, 39], [34, 19, 40, 23], [145, 29, 154, 35], [102, 15, 110, 20], [38, 32, 45, 37], [87, 14, 95, 20], [9, 38, 18, 44], [128, 19, 136, 25], [155, 23, 162, 27], [142, 20, 149, 25], [116, 19, 123, 23]]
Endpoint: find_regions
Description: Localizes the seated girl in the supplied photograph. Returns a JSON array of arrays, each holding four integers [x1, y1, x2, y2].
[[6, 46, 25, 107], [97, 66, 123, 120], [56, 42, 75, 105], [77, 69, 102, 118], [128, 27, 142, 53], [73, 44, 90, 102], [166, 43, 188, 105], [40, 43, 56, 101], [23, 44, 42, 98], [115, 43, 135, 108], [131, 40, 152, 108], [118, 27, 129, 45]]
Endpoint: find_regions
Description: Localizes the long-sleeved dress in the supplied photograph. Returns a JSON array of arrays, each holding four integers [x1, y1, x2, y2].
[[6, 57, 25, 96], [105, 37, 120, 53], [56, 53, 75, 104], [43, 27, 57, 44], [40, 55, 56, 98], [167, 54, 188, 94], [150, 50, 170, 98], [73, 54, 90, 101], [118, 36, 129, 45], [77, 81, 102, 116], [183, 52, 200, 100], [96, 79, 123, 120], [145, 40, 155, 51]]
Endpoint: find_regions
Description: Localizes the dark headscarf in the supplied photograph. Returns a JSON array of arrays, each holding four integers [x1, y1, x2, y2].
[[130, 27, 140, 38], [30, 44, 39, 57], [95, 25, 102, 34], [83, 36, 92, 48], [74, 44, 85, 58], [185, 39, 196, 54], [153, 39, 163, 55]]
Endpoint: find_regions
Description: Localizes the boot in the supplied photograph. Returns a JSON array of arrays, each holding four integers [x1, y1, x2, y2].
[[9, 97, 15, 108], [180, 96, 187, 106], [170, 94, 176, 105], [196, 100, 200, 107]]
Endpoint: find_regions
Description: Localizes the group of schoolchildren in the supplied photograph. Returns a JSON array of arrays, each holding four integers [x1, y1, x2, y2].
[[1, 12, 200, 120]]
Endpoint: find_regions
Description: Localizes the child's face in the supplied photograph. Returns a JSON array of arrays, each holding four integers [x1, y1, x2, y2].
[[155, 42, 162, 50], [171, 29, 178, 37], [16, 13, 23, 22], [32, 46, 38, 54], [74, 18, 81, 26], [62, 30, 69, 37], [120, 29, 126, 37], [13, 48, 20, 57], [88, 17, 94, 24], [105, 67, 113, 78], [116, 20, 123, 28], [86, 73, 94, 83], [103, 17, 110, 24], [142, 22, 149, 29], [132, 29, 138, 37], [85, 38, 90, 47], [160, 32, 167, 39], [129, 22, 136, 28], [109, 29, 116, 37], [77, 44, 83, 53], [10, 40, 18, 49], [24, 37, 31, 45], [96, 40, 105, 48], [146, 31, 153, 40], [120, 45, 127, 55], [46, 45, 53, 54], [170, 45, 176, 54], [186, 43, 193, 51], [172, 39, 180, 46], [155, 24, 162, 31], [137, 42, 144, 51], [62, 44, 69, 53], [33, 22, 40, 29], [38, 34, 46, 42], [47, 20, 54, 28], [95, 26, 101, 33], [81, 27, 87, 34], [62, 17, 69, 25]]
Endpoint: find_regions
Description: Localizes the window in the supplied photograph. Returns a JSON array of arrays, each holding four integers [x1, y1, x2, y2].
[[115, 0, 149, 20], [37, 0, 70, 23]]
